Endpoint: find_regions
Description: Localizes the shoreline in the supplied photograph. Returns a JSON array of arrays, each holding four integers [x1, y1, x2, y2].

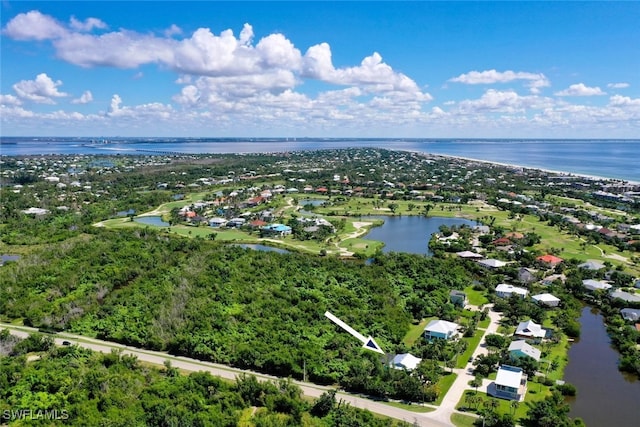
[[416, 151, 640, 185]]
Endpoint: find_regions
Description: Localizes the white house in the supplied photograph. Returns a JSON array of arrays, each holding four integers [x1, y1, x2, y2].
[[610, 290, 640, 303], [515, 320, 546, 341], [620, 308, 640, 322], [582, 279, 612, 292], [508, 340, 541, 361], [489, 365, 527, 401], [391, 353, 422, 371], [532, 293, 561, 307], [424, 319, 459, 340], [477, 259, 508, 269], [495, 284, 529, 299]]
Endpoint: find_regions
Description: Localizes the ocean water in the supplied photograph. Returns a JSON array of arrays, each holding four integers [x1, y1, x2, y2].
[[1, 137, 638, 182]]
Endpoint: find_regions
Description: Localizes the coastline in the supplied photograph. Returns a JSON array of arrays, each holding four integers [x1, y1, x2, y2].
[[419, 151, 640, 185]]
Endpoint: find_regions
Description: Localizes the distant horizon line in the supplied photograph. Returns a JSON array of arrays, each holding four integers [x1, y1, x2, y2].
[[2, 136, 639, 142]]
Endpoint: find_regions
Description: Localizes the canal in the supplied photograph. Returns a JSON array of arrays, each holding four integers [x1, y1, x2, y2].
[[563, 306, 640, 427]]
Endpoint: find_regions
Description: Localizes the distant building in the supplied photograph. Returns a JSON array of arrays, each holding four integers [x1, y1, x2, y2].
[[610, 290, 640, 303], [536, 254, 564, 267], [424, 319, 459, 340], [578, 260, 606, 271], [477, 259, 508, 269]]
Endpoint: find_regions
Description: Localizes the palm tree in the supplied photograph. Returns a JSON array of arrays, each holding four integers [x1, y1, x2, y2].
[[510, 400, 520, 415]]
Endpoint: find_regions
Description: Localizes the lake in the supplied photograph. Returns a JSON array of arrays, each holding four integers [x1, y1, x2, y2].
[[563, 306, 640, 427], [361, 215, 477, 255], [236, 244, 290, 254], [133, 216, 170, 227]]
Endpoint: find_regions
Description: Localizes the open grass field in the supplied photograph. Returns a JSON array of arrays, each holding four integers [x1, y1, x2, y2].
[[450, 413, 478, 427], [435, 372, 458, 406], [402, 318, 433, 347]]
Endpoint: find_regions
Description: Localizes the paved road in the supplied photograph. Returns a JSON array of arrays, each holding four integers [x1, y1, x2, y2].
[[1, 323, 451, 427]]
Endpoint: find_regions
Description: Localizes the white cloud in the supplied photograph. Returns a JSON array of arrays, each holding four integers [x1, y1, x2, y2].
[[456, 89, 553, 113], [609, 95, 640, 107], [0, 94, 22, 106], [71, 90, 93, 104], [12, 73, 68, 103], [69, 16, 107, 32], [449, 69, 550, 93], [554, 83, 606, 96], [164, 24, 182, 37], [2, 10, 67, 40], [607, 82, 630, 89]]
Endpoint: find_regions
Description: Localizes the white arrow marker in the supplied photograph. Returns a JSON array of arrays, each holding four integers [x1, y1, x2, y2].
[[324, 311, 385, 354]]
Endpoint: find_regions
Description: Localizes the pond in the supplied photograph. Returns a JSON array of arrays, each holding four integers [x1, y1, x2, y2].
[[563, 306, 640, 427], [361, 215, 477, 255], [236, 244, 290, 254], [299, 199, 325, 207], [134, 216, 170, 227]]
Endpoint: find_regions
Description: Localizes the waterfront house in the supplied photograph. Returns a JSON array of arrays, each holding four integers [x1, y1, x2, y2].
[[489, 365, 527, 401], [620, 308, 640, 322], [424, 319, 459, 340], [610, 290, 640, 303], [532, 293, 561, 307], [495, 284, 529, 299], [508, 340, 541, 362], [582, 279, 612, 292], [449, 290, 468, 308], [514, 320, 546, 341], [391, 353, 422, 371]]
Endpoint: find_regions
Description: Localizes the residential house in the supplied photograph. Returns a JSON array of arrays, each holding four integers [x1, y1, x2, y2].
[[424, 319, 459, 340], [620, 308, 640, 322], [518, 267, 537, 285], [261, 223, 292, 237], [578, 260, 606, 271], [227, 218, 246, 228], [532, 293, 561, 307], [582, 279, 612, 292], [536, 254, 564, 267], [515, 320, 546, 341], [508, 340, 541, 362], [456, 250, 483, 259], [477, 259, 508, 269], [610, 290, 640, 303], [208, 217, 227, 227], [449, 290, 468, 308], [495, 284, 529, 299], [391, 353, 422, 371], [489, 365, 527, 401], [541, 274, 566, 286]]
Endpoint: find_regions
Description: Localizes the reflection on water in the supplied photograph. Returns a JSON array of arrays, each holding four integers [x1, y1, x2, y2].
[[564, 306, 639, 427], [133, 216, 169, 227]]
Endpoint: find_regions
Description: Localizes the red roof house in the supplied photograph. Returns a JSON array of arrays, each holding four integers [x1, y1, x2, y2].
[[536, 254, 564, 266]]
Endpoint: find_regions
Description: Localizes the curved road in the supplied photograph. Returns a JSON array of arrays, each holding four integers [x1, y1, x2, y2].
[[1, 323, 451, 427]]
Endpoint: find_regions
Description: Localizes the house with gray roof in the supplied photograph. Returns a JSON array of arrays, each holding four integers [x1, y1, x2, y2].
[[582, 279, 612, 292], [620, 308, 640, 322], [508, 340, 541, 362], [610, 290, 640, 303]]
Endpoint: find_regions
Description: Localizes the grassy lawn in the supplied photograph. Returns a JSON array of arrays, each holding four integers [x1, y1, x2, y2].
[[457, 383, 554, 421], [457, 330, 485, 368], [451, 413, 478, 427], [382, 401, 435, 413], [434, 372, 458, 406], [403, 318, 434, 347], [464, 286, 489, 306]]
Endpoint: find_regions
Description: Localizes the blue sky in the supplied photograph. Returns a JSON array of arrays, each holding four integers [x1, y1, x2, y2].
[[1, 1, 639, 138]]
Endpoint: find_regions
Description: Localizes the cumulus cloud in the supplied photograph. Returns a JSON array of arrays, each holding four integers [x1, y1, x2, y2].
[[456, 89, 553, 113], [607, 82, 630, 89], [12, 73, 68, 103], [0, 94, 22, 106], [69, 16, 107, 32], [449, 69, 550, 93], [609, 95, 640, 107], [554, 83, 606, 96], [164, 24, 182, 37], [2, 10, 67, 40], [71, 90, 93, 104]]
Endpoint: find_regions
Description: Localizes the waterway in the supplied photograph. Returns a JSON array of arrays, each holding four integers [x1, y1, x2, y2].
[[236, 244, 290, 254], [361, 215, 476, 256], [563, 306, 640, 427]]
